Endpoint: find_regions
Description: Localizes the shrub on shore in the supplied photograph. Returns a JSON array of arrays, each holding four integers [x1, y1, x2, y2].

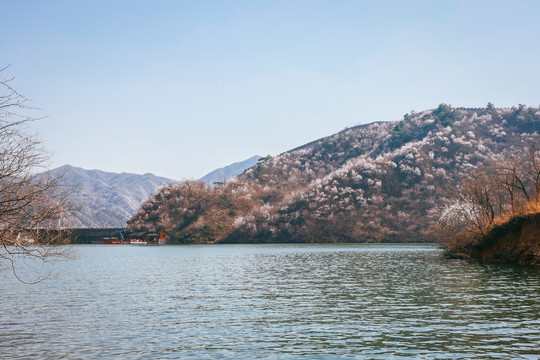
[[440, 146, 540, 264]]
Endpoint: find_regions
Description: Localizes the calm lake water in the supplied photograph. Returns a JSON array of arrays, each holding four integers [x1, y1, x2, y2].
[[1, 244, 539, 359]]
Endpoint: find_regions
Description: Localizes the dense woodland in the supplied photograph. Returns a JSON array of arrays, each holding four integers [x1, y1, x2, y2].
[[128, 104, 540, 244]]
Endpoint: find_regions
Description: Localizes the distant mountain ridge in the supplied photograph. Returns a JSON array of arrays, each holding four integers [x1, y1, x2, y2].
[[45, 165, 174, 227], [47, 156, 261, 227], [199, 155, 261, 184]]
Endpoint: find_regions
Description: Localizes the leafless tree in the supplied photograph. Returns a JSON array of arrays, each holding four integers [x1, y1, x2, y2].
[[441, 145, 540, 254], [0, 66, 72, 282]]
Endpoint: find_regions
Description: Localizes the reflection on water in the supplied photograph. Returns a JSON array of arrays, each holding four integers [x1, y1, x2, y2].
[[1, 244, 539, 359]]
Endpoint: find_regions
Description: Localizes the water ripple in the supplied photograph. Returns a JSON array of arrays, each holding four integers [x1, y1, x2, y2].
[[1, 244, 539, 359]]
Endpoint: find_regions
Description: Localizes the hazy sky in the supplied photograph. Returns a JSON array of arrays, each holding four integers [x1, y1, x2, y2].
[[2, 0, 540, 180]]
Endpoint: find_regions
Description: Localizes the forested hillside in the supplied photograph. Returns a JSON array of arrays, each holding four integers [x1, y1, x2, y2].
[[129, 104, 540, 243]]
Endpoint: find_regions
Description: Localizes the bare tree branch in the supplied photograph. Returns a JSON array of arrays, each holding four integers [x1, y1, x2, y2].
[[0, 66, 72, 282]]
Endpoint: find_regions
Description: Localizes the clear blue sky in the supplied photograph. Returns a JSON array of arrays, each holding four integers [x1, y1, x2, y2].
[[2, 0, 540, 180]]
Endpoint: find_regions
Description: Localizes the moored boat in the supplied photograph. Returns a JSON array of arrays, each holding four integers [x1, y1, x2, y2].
[[130, 239, 148, 245], [123, 230, 169, 245]]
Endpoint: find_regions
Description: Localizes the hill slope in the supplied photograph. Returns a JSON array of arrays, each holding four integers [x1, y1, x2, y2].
[[129, 104, 540, 243], [47, 165, 174, 227]]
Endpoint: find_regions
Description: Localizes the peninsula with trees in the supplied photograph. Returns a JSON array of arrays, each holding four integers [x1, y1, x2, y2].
[[128, 104, 540, 263]]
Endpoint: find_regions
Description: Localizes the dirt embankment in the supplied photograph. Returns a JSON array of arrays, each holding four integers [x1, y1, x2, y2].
[[448, 213, 540, 264]]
